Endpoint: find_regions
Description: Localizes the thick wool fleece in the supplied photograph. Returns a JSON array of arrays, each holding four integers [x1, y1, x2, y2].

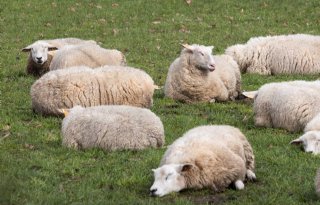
[[160, 125, 255, 192], [254, 80, 320, 132], [62, 105, 165, 151], [49, 44, 126, 70], [31, 66, 156, 116], [225, 34, 320, 75]]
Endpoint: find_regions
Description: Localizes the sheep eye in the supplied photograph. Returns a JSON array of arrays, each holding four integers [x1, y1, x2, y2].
[[165, 173, 172, 180], [200, 52, 204, 56]]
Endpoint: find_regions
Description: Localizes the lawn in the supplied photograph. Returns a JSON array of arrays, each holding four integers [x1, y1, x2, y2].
[[1, 0, 320, 204]]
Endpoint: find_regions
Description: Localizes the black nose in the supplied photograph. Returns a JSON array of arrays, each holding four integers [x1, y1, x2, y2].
[[36, 57, 42, 60], [150, 188, 157, 196]]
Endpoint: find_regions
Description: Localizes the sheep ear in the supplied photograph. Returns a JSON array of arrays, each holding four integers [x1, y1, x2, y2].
[[177, 163, 193, 173], [290, 138, 303, 145], [151, 169, 156, 173], [208, 46, 214, 51], [48, 47, 58, 51], [180, 43, 193, 51], [21, 47, 32, 52]]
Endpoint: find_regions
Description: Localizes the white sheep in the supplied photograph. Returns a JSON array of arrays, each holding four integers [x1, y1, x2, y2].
[[164, 44, 241, 103], [31, 65, 157, 116], [290, 113, 320, 154], [254, 80, 320, 132], [225, 34, 320, 75], [49, 44, 126, 70], [61, 105, 165, 151], [150, 125, 256, 197], [22, 38, 97, 76]]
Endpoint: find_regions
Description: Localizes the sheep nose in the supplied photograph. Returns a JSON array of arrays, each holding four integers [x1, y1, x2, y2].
[[36, 57, 42, 60], [150, 188, 157, 196]]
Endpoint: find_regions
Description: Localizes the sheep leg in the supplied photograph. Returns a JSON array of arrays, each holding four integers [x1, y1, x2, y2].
[[234, 180, 245, 190]]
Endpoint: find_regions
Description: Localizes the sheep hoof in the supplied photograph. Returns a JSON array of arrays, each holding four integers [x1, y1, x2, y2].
[[234, 180, 245, 190], [209, 99, 216, 103], [246, 170, 256, 181]]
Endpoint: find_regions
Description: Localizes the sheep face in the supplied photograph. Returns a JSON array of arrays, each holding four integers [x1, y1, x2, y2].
[[150, 164, 190, 197], [182, 44, 216, 72], [22, 41, 58, 65], [290, 131, 320, 154]]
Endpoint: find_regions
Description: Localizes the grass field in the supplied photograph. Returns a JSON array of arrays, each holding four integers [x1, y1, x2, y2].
[[1, 0, 320, 204]]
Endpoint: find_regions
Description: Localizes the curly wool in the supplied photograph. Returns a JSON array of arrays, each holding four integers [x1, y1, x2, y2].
[[225, 34, 320, 75], [165, 47, 241, 103], [254, 80, 320, 132], [31, 66, 156, 116], [49, 44, 126, 70], [62, 105, 165, 151], [160, 125, 255, 192]]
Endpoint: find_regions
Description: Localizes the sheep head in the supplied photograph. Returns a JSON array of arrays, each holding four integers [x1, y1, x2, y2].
[[150, 163, 193, 197], [22, 41, 58, 65], [290, 131, 320, 154], [181, 44, 216, 72]]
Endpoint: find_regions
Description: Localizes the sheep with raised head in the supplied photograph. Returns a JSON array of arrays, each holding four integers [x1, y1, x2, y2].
[[164, 44, 241, 103], [61, 105, 165, 151], [225, 34, 320, 75], [150, 125, 256, 197], [254, 80, 320, 132], [49, 44, 126, 70], [22, 38, 97, 76], [31, 65, 156, 116]]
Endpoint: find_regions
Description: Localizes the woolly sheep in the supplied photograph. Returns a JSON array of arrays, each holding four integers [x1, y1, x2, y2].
[[150, 125, 256, 197], [164, 44, 241, 103], [31, 65, 156, 116], [254, 80, 320, 132], [225, 34, 320, 75], [49, 44, 126, 70], [290, 113, 320, 154], [22, 38, 97, 76], [61, 105, 165, 151]]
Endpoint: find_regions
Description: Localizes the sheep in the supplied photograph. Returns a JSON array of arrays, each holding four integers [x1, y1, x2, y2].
[[150, 125, 256, 197], [49, 44, 126, 71], [254, 80, 320, 132], [61, 105, 165, 151], [31, 65, 157, 116], [164, 44, 241, 103], [290, 113, 320, 154], [225, 34, 320, 75], [22, 38, 97, 76]]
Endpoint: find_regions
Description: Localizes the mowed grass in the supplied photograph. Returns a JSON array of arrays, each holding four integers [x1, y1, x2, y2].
[[1, 0, 320, 204]]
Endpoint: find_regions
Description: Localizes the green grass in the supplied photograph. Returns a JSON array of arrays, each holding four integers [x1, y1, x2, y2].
[[1, 0, 320, 204]]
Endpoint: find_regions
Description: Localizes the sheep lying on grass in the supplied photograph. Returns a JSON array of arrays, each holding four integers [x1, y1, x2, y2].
[[225, 34, 320, 75], [61, 105, 164, 151], [22, 38, 97, 76], [164, 44, 241, 103], [150, 125, 256, 197], [290, 113, 320, 154], [49, 44, 126, 70], [31, 66, 157, 116], [254, 80, 320, 132]]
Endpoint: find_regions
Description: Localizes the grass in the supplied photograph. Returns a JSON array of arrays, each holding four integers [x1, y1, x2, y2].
[[1, 0, 320, 204]]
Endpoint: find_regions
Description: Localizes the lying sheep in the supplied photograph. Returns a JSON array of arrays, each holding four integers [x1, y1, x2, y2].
[[150, 125, 256, 197], [254, 80, 320, 132], [225, 34, 320, 75], [290, 113, 320, 154], [22, 38, 97, 76], [31, 66, 156, 116], [49, 44, 126, 70], [61, 105, 164, 151], [164, 44, 241, 103]]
